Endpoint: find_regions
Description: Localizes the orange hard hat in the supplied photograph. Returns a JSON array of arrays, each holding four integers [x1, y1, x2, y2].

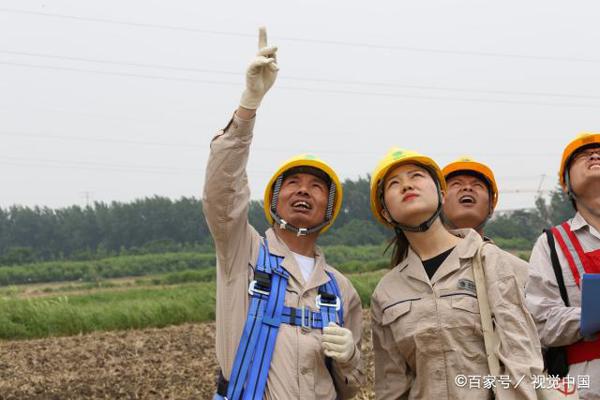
[[559, 133, 600, 190], [442, 156, 499, 209]]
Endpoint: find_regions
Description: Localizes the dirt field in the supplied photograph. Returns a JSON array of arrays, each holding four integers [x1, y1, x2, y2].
[[0, 311, 374, 400]]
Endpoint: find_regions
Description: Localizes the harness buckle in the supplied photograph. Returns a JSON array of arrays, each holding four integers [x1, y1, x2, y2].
[[300, 306, 313, 332], [296, 227, 308, 237], [315, 294, 341, 311], [279, 219, 288, 230], [248, 280, 270, 297]]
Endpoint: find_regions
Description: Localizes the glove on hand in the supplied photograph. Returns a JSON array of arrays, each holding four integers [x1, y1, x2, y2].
[[240, 26, 279, 109], [321, 322, 355, 364]]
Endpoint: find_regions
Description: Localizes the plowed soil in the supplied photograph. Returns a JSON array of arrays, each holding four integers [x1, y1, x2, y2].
[[0, 312, 374, 400]]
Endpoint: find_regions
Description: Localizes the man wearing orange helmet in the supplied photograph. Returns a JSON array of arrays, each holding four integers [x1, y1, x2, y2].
[[204, 28, 364, 400], [442, 157, 531, 291], [441, 157, 498, 238], [525, 133, 600, 399]]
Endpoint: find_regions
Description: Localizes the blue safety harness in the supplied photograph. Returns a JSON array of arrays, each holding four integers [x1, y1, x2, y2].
[[214, 239, 344, 400]]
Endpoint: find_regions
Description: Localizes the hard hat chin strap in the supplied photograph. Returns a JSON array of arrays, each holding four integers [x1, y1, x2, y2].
[[269, 173, 337, 236], [269, 210, 328, 236], [394, 201, 442, 233]]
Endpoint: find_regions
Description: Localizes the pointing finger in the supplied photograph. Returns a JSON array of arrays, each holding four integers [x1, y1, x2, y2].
[[258, 26, 268, 50]]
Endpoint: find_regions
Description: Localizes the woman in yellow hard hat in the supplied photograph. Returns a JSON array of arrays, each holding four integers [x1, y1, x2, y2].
[[204, 27, 364, 400], [525, 133, 600, 399], [369, 147, 543, 399], [442, 156, 499, 237]]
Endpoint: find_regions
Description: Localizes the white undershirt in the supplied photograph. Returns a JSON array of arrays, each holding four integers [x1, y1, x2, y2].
[[291, 251, 316, 282]]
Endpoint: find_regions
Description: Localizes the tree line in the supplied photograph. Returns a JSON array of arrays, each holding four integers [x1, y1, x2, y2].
[[0, 176, 574, 266]]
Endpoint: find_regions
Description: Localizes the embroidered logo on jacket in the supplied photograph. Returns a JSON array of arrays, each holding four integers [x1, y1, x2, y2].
[[458, 279, 477, 293]]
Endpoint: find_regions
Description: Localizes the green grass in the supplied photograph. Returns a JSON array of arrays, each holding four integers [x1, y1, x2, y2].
[[0, 244, 395, 340], [0, 283, 216, 340], [0, 270, 217, 298], [142, 268, 216, 285], [349, 270, 388, 307], [0, 252, 216, 286], [0, 269, 388, 340], [0, 245, 388, 287]]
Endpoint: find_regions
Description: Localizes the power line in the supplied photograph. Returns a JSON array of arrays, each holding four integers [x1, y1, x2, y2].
[[0, 130, 209, 149], [0, 49, 241, 76], [501, 189, 552, 194], [1, 8, 599, 64], [0, 155, 195, 174], [2, 60, 599, 109], [3, 49, 600, 100], [0, 155, 274, 176], [0, 130, 564, 159], [0, 60, 239, 87], [0, 154, 557, 188]]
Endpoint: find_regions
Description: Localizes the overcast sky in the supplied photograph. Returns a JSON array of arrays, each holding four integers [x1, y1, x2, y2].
[[1, 0, 599, 211]]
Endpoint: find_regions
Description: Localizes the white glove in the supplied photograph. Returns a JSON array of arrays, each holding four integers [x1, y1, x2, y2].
[[239, 26, 279, 110], [321, 323, 356, 363]]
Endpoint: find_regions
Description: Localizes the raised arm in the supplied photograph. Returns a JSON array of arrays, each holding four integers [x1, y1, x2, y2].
[[202, 27, 279, 277]]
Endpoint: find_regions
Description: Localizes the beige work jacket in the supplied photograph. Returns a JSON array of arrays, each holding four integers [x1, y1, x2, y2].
[[371, 229, 543, 400], [202, 114, 364, 399]]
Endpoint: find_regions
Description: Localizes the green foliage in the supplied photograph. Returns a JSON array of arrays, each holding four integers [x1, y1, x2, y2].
[[322, 244, 385, 264], [348, 270, 388, 307], [486, 209, 545, 243], [0, 177, 579, 266], [0, 244, 392, 286], [0, 252, 215, 286], [486, 185, 575, 247], [146, 269, 216, 285], [320, 220, 387, 246], [0, 177, 392, 264], [321, 244, 389, 273], [0, 269, 388, 340], [516, 251, 531, 261], [0, 197, 213, 264], [0, 283, 216, 340], [543, 187, 575, 226], [492, 237, 533, 251], [0, 247, 36, 265]]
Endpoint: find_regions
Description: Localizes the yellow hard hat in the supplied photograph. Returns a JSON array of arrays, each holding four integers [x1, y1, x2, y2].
[[559, 132, 600, 190], [263, 154, 343, 234], [442, 156, 499, 209], [370, 147, 446, 227]]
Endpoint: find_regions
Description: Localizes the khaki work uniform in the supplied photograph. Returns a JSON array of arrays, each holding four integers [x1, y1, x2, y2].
[[525, 212, 600, 399], [202, 114, 365, 400], [371, 228, 543, 400]]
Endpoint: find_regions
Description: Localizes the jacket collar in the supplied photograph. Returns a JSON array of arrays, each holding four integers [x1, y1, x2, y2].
[[571, 212, 588, 231], [264, 228, 331, 291], [570, 212, 600, 239], [394, 228, 482, 285]]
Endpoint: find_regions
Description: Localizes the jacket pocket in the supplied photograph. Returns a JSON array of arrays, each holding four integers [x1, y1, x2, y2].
[[450, 295, 480, 314], [381, 300, 412, 326], [447, 295, 485, 357], [381, 300, 418, 360]]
